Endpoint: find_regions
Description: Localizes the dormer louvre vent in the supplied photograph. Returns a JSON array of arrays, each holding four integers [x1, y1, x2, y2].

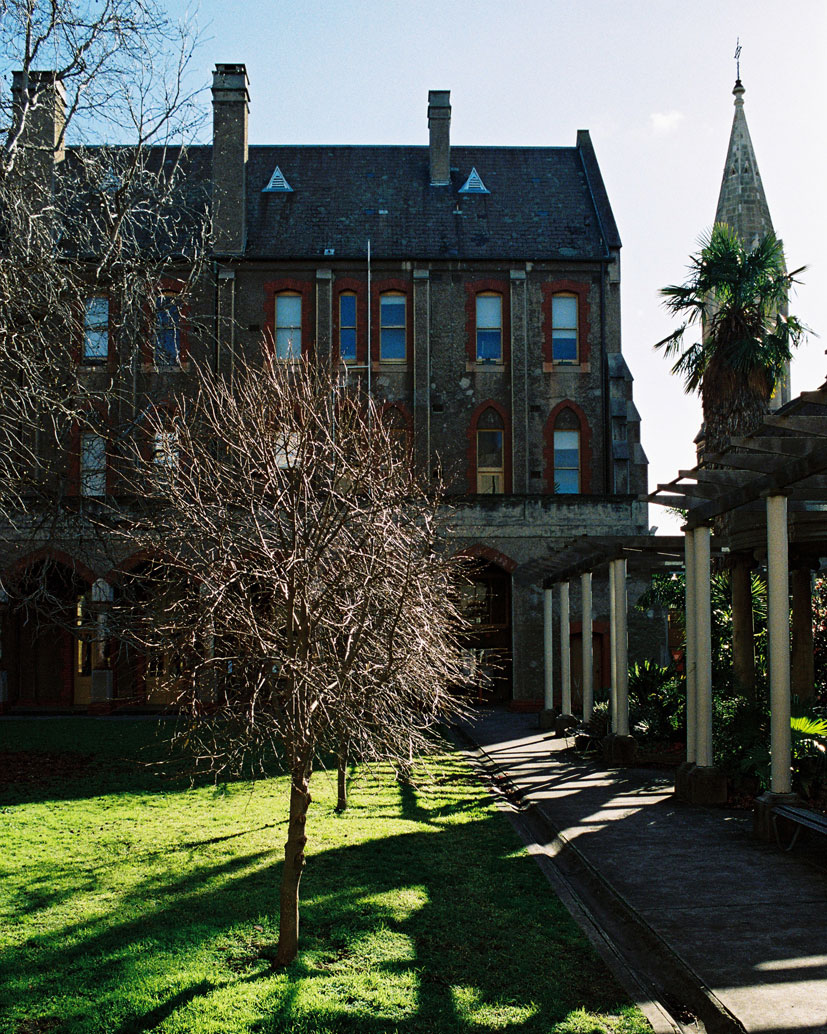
[[262, 166, 293, 192], [459, 167, 489, 194]]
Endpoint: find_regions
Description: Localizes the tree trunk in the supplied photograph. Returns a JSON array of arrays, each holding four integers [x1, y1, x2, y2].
[[791, 565, 815, 703], [275, 768, 311, 967], [336, 741, 348, 812], [731, 556, 756, 700]]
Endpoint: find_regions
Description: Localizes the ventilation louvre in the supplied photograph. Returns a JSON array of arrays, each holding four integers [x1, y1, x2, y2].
[[459, 167, 489, 194], [262, 166, 293, 192]]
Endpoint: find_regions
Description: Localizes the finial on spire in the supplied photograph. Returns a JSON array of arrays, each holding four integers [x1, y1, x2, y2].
[[734, 37, 742, 85]]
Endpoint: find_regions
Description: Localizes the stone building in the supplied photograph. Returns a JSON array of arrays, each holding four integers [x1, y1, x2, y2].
[[0, 63, 649, 712]]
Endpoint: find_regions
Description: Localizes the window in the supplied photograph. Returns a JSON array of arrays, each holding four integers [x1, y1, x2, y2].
[[476, 408, 505, 494], [83, 297, 108, 363], [80, 433, 106, 497], [275, 293, 302, 360], [380, 293, 406, 362], [152, 430, 179, 470], [476, 294, 502, 363], [339, 292, 357, 362], [553, 408, 580, 493], [552, 294, 578, 362], [155, 294, 181, 366]]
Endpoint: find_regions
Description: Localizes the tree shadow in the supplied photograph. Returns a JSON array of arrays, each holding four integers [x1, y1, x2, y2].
[[2, 770, 633, 1034]]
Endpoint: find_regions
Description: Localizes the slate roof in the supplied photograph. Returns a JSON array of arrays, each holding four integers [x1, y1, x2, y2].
[[52, 136, 620, 263], [243, 141, 621, 261]]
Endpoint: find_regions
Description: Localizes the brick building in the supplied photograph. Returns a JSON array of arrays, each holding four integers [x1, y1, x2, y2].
[[0, 63, 649, 712]]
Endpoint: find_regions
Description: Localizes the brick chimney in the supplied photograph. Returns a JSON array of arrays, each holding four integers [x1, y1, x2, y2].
[[428, 90, 451, 186], [11, 70, 66, 183], [211, 63, 249, 255]]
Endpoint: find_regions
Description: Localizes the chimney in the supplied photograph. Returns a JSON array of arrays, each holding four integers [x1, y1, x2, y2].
[[11, 70, 66, 180], [428, 90, 451, 186], [211, 63, 249, 255]]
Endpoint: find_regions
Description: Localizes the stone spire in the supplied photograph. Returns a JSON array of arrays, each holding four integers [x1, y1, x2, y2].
[[714, 78, 790, 408], [714, 79, 775, 248]]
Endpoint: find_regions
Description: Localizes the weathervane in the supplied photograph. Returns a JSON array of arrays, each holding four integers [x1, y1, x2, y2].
[[734, 37, 742, 81]]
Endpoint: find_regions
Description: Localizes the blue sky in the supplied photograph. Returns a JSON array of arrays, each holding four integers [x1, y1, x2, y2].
[[173, 0, 826, 529]]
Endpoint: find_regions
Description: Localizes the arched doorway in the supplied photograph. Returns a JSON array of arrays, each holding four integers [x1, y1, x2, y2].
[[457, 559, 513, 704], [3, 555, 94, 709]]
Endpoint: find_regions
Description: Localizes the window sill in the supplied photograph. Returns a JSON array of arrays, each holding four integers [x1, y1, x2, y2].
[[372, 361, 409, 372], [466, 361, 506, 372], [142, 362, 190, 374], [544, 361, 589, 374]]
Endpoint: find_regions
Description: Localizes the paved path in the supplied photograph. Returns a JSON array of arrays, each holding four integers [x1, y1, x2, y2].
[[461, 709, 827, 1034]]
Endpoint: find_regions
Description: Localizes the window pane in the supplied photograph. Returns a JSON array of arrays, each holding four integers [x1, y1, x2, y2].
[[276, 328, 300, 360], [277, 295, 302, 327], [380, 326, 405, 361], [339, 293, 356, 326], [554, 430, 579, 451], [555, 469, 579, 494], [155, 300, 180, 366], [339, 327, 356, 361], [477, 429, 503, 469], [476, 329, 502, 362], [80, 434, 106, 497], [381, 296, 405, 326], [552, 295, 577, 329], [477, 471, 504, 494], [552, 331, 577, 362], [84, 297, 108, 360], [476, 295, 501, 329]]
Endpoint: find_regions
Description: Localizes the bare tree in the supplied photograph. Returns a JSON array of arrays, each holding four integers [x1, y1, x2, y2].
[[0, 0, 206, 527], [125, 357, 471, 966]]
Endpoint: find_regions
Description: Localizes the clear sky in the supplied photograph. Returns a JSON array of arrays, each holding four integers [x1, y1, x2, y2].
[[175, 0, 826, 531]]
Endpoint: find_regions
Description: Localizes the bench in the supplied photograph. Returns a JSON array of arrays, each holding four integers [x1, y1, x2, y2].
[[772, 804, 827, 851]]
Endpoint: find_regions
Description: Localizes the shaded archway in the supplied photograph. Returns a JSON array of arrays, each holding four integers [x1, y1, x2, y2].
[[2, 553, 94, 709], [455, 549, 513, 703]]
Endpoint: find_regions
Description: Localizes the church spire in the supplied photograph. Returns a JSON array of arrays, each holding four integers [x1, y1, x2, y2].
[[714, 78, 775, 248]]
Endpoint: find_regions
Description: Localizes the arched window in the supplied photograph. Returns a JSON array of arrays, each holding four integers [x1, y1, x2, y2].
[[553, 408, 580, 493], [275, 292, 302, 360], [475, 293, 502, 363], [551, 293, 578, 362], [380, 292, 406, 362], [476, 407, 505, 494]]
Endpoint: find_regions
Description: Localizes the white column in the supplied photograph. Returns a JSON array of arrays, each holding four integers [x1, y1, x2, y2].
[[767, 494, 792, 795], [684, 530, 697, 764], [693, 526, 713, 768], [543, 587, 554, 712], [609, 561, 618, 732], [613, 558, 630, 737], [581, 571, 593, 723], [560, 581, 571, 715]]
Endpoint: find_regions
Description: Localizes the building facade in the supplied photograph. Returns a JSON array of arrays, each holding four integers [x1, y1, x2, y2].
[[0, 64, 649, 712]]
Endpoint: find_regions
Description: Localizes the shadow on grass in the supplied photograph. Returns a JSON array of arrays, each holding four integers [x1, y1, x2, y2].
[[2, 774, 632, 1034]]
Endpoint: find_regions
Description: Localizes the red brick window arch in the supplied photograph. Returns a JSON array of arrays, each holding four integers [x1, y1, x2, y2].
[[467, 401, 511, 494], [541, 280, 591, 365], [544, 401, 592, 494], [465, 280, 510, 365], [263, 278, 313, 360]]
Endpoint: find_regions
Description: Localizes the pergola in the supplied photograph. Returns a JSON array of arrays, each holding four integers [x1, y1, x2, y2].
[[650, 381, 827, 804], [521, 379, 827, 806]]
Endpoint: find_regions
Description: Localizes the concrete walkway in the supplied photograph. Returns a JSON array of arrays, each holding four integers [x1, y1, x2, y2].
[[460, 709, 827, 1034]]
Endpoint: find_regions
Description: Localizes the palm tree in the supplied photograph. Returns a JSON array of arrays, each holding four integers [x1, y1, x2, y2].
[[656, 223, 807, 459]]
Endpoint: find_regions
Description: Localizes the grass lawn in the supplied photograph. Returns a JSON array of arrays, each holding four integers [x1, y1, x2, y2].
[[0, 718, 651, 1034]]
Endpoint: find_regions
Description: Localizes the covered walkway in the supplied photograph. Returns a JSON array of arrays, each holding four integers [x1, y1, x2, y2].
[[462, 708, 827, 1034]]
